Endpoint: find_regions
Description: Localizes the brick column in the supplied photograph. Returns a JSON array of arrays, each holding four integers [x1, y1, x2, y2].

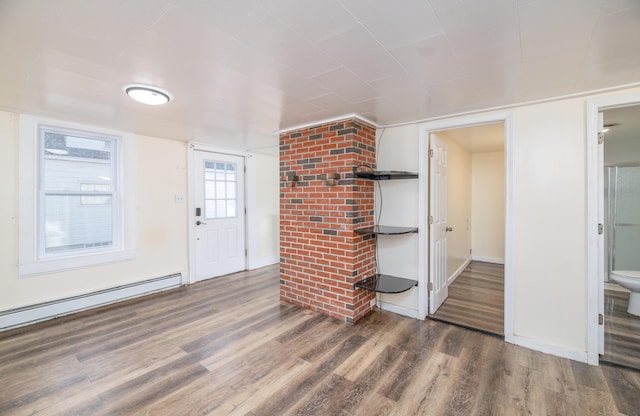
[[279, 118, 376, 323]]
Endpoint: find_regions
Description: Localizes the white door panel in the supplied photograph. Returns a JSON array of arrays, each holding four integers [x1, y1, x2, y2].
[[429, 135, 449, 314], [194, 151, 245, 281]]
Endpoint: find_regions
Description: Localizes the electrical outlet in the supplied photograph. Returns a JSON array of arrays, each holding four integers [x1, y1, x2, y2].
[[175, 194, 185, 203]]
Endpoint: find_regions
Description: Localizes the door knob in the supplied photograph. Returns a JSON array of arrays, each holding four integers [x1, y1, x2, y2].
[[446, 227, 453, 232], [196, 220, 207, 226]]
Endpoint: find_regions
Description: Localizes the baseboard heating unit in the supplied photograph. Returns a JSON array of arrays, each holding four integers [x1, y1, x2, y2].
[[0, 273, 182, 331]]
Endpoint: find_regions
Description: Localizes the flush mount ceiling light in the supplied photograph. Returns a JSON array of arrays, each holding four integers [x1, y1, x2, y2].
[[125, 85, 170, 105]]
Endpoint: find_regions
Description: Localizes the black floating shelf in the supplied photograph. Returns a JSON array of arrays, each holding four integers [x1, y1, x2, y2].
[[353, 274, 418, 294], [354, 225, 418, 235], [355, 170, 418, 180]]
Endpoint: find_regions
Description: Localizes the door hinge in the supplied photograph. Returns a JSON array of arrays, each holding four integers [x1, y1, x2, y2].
[[245, 249, 248, 257], [429, 149, 434, 158], [598, 223, 603, 235], [598, 313, 604, 325], [598, 131, 604, 144], [428, 282, 433, 291], [428, 215, 433, 225]]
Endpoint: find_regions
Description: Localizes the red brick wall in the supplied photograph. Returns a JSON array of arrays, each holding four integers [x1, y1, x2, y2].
[[279, 118, 376, 323]]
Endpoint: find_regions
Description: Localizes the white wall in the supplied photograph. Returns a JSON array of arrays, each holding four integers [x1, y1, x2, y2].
[[471, 151, 505, 263], [442, 134, 472, 277], [248, 153, 280, 268], [375, 124, 420, 316], [605, 138, 640, 165]]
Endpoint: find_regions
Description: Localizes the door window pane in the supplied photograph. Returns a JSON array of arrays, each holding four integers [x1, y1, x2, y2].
[[204, 159, 238, 219]]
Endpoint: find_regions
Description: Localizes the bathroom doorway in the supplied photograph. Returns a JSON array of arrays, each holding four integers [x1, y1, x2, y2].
[[601, 104, 640, 370], [428, 122, 506, 336]]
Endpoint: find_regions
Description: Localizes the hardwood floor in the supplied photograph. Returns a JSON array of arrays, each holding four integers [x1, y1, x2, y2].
[[431, 261, 504, 336], [1, 264, 639, 415], [603, 288, 640, 370]]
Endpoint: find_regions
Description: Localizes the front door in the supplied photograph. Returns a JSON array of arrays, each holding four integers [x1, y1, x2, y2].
[[194, 151, 246, 281], [429, 134, 449, 314]]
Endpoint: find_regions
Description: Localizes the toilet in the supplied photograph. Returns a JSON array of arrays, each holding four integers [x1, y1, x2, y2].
[[610, 270, 640, 316]]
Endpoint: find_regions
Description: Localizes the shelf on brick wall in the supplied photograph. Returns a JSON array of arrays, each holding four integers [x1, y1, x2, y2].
[[353, 274, 417, 294], [355, 170, 418, 180], [354, 225, 418, 235]]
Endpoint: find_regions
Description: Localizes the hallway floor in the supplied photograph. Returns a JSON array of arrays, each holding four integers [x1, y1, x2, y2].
[[430, 261, 504, 336]]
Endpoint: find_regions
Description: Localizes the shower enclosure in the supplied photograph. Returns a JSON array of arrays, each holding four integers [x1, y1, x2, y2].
[[606, 165, 640, 279]]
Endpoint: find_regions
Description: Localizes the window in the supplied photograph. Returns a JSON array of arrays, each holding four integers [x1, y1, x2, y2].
[[19, 115, 136, 276], [204, 160, 237, 219]]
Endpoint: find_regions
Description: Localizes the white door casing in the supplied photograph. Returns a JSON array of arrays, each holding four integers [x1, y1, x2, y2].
[[597, 111, 605, 355], [193, 150, 246, 281], [429, 134, 449, 314]]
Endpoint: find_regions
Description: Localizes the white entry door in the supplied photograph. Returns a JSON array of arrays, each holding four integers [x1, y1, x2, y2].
[[429, 134, 449, 314], [194, 151, 246, 281]]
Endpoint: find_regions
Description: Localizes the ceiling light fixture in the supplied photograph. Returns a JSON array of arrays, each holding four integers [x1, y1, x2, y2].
[[125, 85, 171, 105]]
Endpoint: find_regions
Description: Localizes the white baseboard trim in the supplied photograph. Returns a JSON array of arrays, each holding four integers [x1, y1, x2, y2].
[[447, 257, 472, 285], [378, 301, 419, 319], [510, 335, 588, 364], [471, 256, 505, 265], [0, 273, 183, 332], [248, 255, 279, 270]]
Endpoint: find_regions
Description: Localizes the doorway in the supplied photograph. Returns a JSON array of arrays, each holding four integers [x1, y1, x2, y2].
[[587, 91, 640, 366], [191, 149, 246, 282], [428, 123, 505, 336], [600, 104, 640, 369], [418, 111, 514, 341]]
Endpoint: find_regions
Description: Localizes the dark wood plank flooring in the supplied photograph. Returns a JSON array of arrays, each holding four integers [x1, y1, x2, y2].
[[431, 261, 504, 336], [0, 264, 639, 415], [603, 288, 640, 370]]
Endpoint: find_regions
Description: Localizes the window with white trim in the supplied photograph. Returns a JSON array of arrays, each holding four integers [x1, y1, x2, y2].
[[19, 115, 136, 276], [204, 160, 238, 219]]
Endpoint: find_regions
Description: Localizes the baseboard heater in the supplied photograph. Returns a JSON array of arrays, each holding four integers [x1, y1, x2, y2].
[[0, 273, 182, 332]]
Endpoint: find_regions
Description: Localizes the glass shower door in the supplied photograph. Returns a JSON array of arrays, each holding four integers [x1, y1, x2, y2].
[[608, 166, 640, 273]]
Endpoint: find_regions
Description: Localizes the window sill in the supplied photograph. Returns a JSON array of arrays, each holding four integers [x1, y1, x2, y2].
[[19, 249, 136, 277]]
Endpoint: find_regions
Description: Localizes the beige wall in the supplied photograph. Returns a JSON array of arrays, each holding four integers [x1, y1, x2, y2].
[[442, 134, 472, 277], [254, 153, 279, 262], [511, 98, 587, 351], [375, 124, 420, 314], [0, 110, 189, 310], [471, 151, 505, 263]]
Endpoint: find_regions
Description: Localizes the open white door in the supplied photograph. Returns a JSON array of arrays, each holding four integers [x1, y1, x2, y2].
[[194, 151, 246, 281], [429, 134, 449, 314]]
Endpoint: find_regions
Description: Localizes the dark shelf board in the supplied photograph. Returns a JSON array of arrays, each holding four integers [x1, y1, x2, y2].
[[355, 170, 418, 180], [353, 274, 418, 294], [354, 225, 418, 235]]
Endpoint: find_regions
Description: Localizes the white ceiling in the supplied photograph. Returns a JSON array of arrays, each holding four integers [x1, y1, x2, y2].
[[440, 123, 505, 153], [0, 0, 639, 151]]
